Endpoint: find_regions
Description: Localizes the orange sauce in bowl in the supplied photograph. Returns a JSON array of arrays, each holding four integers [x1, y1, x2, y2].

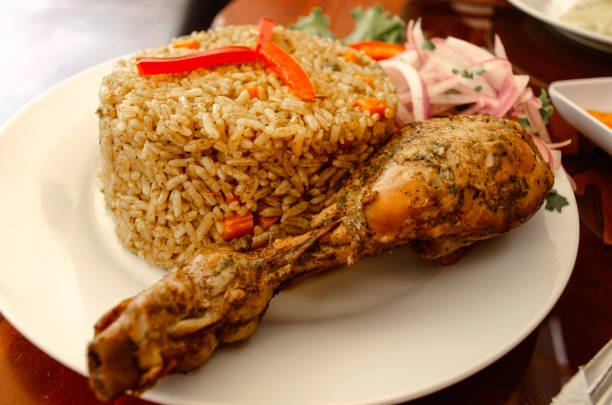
[[587, 109, 612, 129]]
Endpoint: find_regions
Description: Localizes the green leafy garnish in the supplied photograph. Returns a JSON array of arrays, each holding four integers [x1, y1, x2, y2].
[[289, 7, 336, 39], [539, 89, 554, 125], [343, 4, 406, 44], [518, 117, 530, 127], [291, 5, 407, 45], [475, 85, 483, 92], [452, 68, 459, 74], [545, 189, 569, 213], [422, 37, 436, 50], [475, 68, 486, 75], [462, 70, 474, 79]]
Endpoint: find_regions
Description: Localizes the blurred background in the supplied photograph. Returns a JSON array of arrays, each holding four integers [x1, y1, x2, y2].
[[0, 0, 229, 124]]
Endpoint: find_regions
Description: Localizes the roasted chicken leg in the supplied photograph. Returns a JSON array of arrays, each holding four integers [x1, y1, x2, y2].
[[88, 115, 554, 401]]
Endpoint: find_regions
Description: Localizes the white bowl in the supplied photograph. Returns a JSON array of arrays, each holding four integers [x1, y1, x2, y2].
[[549, 77, 612, 155]]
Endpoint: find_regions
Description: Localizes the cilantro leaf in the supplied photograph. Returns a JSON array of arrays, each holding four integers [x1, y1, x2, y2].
[[462, 70, 474, 79], [422, 37, 436, 50], [518, 117, 530, 127], [538, 89, 554, 125], [343, 4, 406, 44], [545, 189, 569, 213], [289, 7, 336, 39]]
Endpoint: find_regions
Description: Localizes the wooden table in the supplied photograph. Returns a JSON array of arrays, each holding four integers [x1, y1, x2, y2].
[[1, 1, 611, 404]]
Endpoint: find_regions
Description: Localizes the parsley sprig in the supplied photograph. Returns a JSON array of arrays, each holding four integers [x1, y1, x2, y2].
[[545, 189, 569, 213], [290, 5, 406, 44]]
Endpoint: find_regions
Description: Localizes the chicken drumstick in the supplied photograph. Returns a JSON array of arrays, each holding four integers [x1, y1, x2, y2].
[[88, 115, 553, 401]]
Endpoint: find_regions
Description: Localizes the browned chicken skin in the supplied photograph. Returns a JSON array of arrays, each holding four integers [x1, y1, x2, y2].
[[88, 115, 553, 401]]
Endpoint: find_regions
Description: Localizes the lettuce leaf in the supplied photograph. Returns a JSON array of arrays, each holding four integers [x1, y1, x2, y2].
[[343, 4, 406, 44], [289, 7, 336, 39], [290, 4, 406, 44]]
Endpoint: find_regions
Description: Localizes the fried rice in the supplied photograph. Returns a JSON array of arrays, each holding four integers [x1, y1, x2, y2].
[[98, 24, 398, 270]]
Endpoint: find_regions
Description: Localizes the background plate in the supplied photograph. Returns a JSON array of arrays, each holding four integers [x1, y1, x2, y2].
[[508, 0, 612, 53]]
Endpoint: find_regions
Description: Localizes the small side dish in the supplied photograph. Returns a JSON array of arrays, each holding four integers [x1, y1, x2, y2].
[[549, 77, 612, 155]]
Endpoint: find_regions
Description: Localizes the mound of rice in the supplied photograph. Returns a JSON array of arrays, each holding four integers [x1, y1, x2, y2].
[[98, 24, 398, 270]]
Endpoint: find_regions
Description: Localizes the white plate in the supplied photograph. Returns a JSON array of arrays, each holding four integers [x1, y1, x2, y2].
[[549, 77, 612, 155], [507, 0, 612, 53], [0, 60, 579, 405]]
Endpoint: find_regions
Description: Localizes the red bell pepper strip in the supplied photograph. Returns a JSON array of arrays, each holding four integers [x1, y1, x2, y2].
[[136, 18, 316, 101], [135, 46, 260, 75], [222, 211, 254, 241], [258, 41, 316, 101], [258, 215, 279, 230], [256, 17, 316, 100], [348, 41, 405, 61], [354, 98, 387, 116], [257, 17, 275, 51]]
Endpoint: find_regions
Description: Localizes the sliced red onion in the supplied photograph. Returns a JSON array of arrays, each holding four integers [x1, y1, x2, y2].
[[546, 139, 572, 149], [381, 60, 430, 121], [487, 76, 520, 116], [392, 19, 564, 171], [406, 19, 428, 62], [429, 93, 477, 105], [479, 58, 513, 90], [392, 49, 419, 65], [445, 36, 494, 64], [396, 102, 413, 126], [493, 34, 508, 59], [531, 134, 555, 169], [428, 40, 470, 73], [514, 75, 529, 90], [427, 76, 462, 96], [526, 97, 551, 142]]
